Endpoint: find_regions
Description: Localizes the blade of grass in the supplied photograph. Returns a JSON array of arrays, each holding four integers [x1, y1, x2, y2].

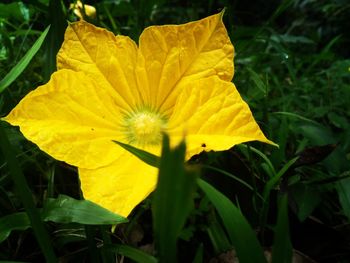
[[0, 123, 57, 262], [192, 244, 203, 263], [43, 0, 66, 81], [100, 226, 114, 263], [85, 225, 100, 263], [113, 140, 159, 167], [272, 111, 320, 125], [0, 25, 50, 94], [271, 194, 292, 263], [259, 157, 298, 231], [46, 164, 55, 198], [247, 67, 268, 95], [198, 179, 267, 263], [207, 215, 232, 254], [202, 164, 261, 197], [152, 134, 198, 263], [104, 244, 157, 263], [238, 144, 277, 177], [262, 157, 299, 201]]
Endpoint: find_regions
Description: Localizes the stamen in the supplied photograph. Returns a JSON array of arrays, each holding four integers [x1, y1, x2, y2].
[[122, 108, 167, 146]]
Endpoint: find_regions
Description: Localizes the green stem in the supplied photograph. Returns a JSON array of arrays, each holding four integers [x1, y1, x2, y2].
[[84, 225, 100, 262], [0, 123, 57, 262], [100, 226, 114, 263]]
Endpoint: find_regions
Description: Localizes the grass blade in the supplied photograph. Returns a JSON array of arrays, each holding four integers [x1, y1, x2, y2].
[[43, 0, 66, 81], [202, 164, 257, 193], [198, 179, 267, 263], [262, 157, 299, 200], [0, 25, 50, 94], [0, 123, 57, 262], [152, 135, 198, 263], [207, 215, 232, 253], [247, 67, 268, 95], [113, 140, 159, 167], [271, 194, 292, 263], [192, 244, 204, 263], [259, 157, 298, 231], [239, 144, 277, 177]]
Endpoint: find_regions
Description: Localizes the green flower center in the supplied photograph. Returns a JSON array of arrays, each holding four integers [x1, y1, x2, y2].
[[123, 109, 167, 146]]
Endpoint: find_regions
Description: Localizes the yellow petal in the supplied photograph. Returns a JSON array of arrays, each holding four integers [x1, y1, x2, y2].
[[167, 76, 275, 158], [79, 152, 158, 217], [3, 69, 125, 169], [57, 21, 140, 110], [138, 12, 234, 113]]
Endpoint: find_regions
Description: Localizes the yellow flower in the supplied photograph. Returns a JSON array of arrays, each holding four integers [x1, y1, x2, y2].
[[3, 12, 274, 217], [70, 0, 96, 20]]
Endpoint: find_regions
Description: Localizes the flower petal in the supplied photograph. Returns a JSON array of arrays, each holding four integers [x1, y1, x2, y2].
[[3, 69, 125, 169], [167, 76, 275, 158], [138, 12, 234, 113], [79, 152, 158, 217], [57, 21, 141, 110]]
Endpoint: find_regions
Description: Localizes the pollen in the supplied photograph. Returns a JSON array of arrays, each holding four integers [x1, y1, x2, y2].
[[123, 109, 167, 146]]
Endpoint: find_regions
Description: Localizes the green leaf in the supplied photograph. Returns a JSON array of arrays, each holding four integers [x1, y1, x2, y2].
[[271, 195, 292, 263], [262, 157, 299, 201], [272, 112, 320, 126], [247, 67, 268, 97], [152, 134, 198, 263], [104, 244, 157, 263], [202, 165, 256, 192], [337, 178, 350, 220], [207, 215, 232, 254], [0, 2, 30, 21], [290, 184, 321, 221], [192, 244, 204, 263], [43, 0, 66, 81], [1, 194, 128, 243], [260, 157, 298, 228], [42, 195, 128, 225], [0, 25, 50, 94], [238, 144, 277, 177], [113, 140, 160, 167], [0, 212, 30, 243], [198, 179, 267, 263]]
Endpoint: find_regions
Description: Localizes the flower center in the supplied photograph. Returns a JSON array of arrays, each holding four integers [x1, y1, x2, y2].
[[123, 109, 167, 146]]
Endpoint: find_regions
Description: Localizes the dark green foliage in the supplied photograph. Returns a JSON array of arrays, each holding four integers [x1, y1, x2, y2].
[[0, 0, 350, 262], [198, 179, 267, 263], [152, 135, 198, 263]]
